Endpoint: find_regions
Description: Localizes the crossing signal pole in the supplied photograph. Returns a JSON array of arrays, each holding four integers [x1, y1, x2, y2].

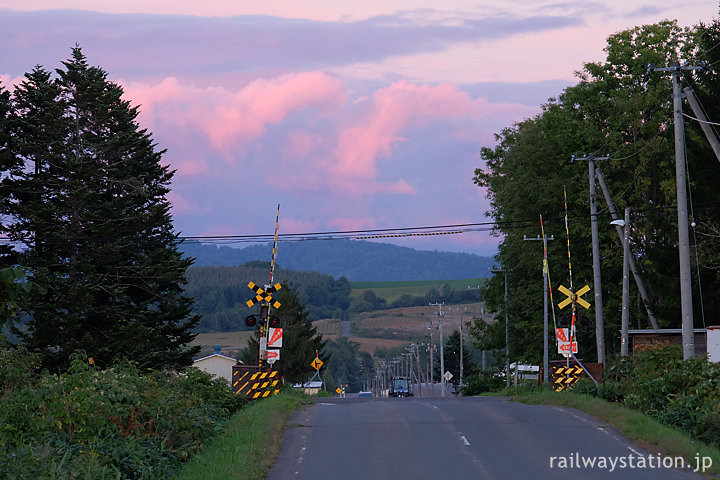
[[524, 232, 554, 383], [648, 62, 706, 359]]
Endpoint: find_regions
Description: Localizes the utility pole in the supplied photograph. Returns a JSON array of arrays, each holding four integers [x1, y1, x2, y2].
[[649, 62, 705, 359], [426, 323, 434, 397], [610, 208, 632, 356], [595, 167, 659, 329], [490, 269, 510, 387], [524, 234, 554, 383], [430, 302, 446, 397], [459, 316, 463, 395], [683, 86, 720, 163], [572, 154, 609, 365]]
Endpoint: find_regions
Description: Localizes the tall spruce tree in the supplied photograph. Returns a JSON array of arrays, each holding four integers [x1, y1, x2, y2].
[[5, 47, 199, 371]]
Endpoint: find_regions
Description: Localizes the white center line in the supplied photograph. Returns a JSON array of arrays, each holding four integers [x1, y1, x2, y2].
[[460, 434, 471, 446]]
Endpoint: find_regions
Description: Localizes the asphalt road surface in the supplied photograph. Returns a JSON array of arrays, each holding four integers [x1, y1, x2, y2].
[[266, 396, 707, 480]]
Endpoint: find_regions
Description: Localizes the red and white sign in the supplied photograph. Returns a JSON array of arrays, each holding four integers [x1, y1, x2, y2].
[[267, 349, 280, 364], [556, 328, 578, 356], [269, 328, 283, 348]]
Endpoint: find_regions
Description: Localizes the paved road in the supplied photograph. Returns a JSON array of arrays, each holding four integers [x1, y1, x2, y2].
[[267, 396, 706, 480]]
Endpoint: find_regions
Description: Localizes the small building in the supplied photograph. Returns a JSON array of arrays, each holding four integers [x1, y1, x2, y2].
[[293, 380, 323, 395], [628, 329, 707, 357], [708, 326, 720, 363], [193, 346, 241, 384]]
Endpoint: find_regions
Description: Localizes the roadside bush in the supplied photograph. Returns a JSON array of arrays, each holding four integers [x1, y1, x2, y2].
[[0, 346, 246, 479], [600, 346, 720, 448], [462, 368, 505, 395]]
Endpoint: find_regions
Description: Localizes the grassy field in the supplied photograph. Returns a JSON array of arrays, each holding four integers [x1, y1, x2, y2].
[[350, 278, 486, 301]]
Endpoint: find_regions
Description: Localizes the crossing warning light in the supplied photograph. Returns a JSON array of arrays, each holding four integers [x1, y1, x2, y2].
[[245, 315, 257, 327], [269, 316, 280, 328]]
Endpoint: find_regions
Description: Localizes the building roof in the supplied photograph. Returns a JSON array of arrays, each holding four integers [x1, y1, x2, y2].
[[293, 381, 323, 388], [193, 353, 240, 363]]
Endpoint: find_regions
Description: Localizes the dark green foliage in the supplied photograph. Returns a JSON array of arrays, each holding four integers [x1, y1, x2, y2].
[[0, 345, 244, 479], [461, 368, 505, 395], [324, 337, 364, 392], [473, 19, 720, 363], [2, 47, 199, 371], [186, 264, 352, 330], [598, 346, 720, 447], [438, 330, 478, 391]]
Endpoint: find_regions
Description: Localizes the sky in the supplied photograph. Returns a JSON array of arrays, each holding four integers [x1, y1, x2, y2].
[[0, 1, 718, 257]]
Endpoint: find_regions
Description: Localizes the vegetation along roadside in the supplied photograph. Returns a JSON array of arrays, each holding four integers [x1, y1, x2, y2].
[[171, 389, 312, 480]]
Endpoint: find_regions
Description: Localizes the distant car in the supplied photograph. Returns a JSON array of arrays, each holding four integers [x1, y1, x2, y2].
[[358, 391, 374, 398], [388, 376, 413, 397]]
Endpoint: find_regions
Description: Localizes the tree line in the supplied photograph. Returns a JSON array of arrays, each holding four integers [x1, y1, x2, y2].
[[473, 17, 720, 364]]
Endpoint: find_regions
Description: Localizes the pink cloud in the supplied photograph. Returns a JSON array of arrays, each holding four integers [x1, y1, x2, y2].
[[167, 191, 210, 216], [122, 72, 346, 157], [334, 80, 485, 179], [280, 217, 320, 234], [327, 217, 377, 232], [284, 132, 320, 158]]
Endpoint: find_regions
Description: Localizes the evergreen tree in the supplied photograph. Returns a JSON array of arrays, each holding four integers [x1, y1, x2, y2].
[[438, 330, 477, 391], [5, 47, 199, 371]]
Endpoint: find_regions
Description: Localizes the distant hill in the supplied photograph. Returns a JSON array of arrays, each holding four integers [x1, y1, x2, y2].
[[180, 239, 495, 281]]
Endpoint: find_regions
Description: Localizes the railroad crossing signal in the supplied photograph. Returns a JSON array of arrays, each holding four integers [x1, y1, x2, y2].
[[551, 365, 583, 392], [311, 357, 323, 371], [557, 284, 591, 309], [246, 282, 282, 308]]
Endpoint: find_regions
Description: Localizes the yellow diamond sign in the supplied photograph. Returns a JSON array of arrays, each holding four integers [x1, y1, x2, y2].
[[311, 357, 324, 371]]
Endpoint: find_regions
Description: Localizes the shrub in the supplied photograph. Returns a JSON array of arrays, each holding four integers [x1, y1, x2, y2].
[[600, 346, 720, 448], [0, 347, 246, 479]]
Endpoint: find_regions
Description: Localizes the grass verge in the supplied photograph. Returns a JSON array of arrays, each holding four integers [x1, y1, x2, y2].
[[497, 386, 720, 476], [171, 389, 313, 480]]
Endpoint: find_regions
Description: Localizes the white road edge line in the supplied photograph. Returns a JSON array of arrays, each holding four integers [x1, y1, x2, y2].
[[627, 446, 645, 456], [433, 405, 439, 409]]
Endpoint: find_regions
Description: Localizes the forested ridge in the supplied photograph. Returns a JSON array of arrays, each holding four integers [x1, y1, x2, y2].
[[181, 238, 495, 281]]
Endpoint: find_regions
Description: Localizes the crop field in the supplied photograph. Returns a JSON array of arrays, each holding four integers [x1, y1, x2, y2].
[[349, 302, 489, 341], [350, 278, 486, 302]]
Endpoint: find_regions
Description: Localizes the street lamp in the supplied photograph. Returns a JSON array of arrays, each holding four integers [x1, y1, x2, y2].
[[611, 208, 631, 356]]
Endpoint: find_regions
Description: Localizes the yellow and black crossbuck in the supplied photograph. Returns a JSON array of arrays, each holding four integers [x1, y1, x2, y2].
[[551, 365, 584, 392], [246, 282, 282, 309]]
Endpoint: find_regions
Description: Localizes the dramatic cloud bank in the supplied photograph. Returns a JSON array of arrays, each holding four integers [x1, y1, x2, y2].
[[0, 1, 716, 255]]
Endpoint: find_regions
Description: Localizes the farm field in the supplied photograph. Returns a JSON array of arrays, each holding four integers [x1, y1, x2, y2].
[[349, 302, 488, 341], [192, 301, 491, 358], [349, 278, 485, 301]]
